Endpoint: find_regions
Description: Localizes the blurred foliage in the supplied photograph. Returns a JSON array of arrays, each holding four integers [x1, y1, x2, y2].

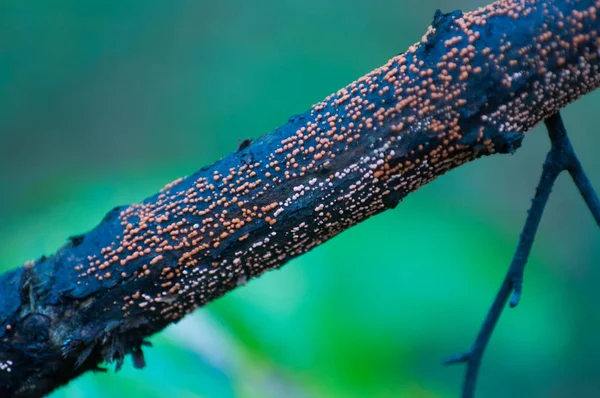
[[0, 0, 599, 397]]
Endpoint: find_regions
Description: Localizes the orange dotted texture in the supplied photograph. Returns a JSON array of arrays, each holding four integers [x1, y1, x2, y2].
[[10, 0, 600, 344]]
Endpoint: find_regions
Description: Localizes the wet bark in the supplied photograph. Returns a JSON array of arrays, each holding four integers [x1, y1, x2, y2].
[[1, 0, 599, 396]]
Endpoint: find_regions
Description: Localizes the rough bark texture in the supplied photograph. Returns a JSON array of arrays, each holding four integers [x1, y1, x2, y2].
[[1, 0, 599, 396]]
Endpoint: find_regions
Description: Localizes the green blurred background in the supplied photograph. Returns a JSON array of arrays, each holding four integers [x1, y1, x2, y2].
[[0, 0, 599, 397]]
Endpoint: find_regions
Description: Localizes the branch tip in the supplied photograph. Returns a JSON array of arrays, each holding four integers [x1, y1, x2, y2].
[[444, 351, 472, 366], [509, 276, 523, 308]]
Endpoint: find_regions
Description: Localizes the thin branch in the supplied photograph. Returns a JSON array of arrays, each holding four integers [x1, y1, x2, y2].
[[445, 111, 600, 397], [562, 143, 600, 226]]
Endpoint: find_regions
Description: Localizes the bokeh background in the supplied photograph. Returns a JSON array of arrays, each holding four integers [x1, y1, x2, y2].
[[1, 0, 599, 397]]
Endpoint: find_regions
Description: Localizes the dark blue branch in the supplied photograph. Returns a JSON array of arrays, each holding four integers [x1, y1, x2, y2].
[[446, 111, 600, 398]]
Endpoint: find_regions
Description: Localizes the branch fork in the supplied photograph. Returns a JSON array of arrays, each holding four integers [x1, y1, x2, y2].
[[446, 112, 600, 398]]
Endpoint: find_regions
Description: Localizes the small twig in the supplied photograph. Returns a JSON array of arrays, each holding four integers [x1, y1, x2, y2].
[[445, 111, 600, 398]]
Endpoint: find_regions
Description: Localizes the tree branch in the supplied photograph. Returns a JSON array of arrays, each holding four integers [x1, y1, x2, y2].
[[1, 0, 599, 396], [445, 111, 600, 397]]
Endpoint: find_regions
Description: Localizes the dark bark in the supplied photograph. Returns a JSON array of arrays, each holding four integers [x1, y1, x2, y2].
[[1, 0, 599, 396]]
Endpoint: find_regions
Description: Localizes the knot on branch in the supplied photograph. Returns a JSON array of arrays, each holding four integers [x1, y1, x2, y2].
[[424, 9, 464, 49], [491, 131, 524, 154]]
